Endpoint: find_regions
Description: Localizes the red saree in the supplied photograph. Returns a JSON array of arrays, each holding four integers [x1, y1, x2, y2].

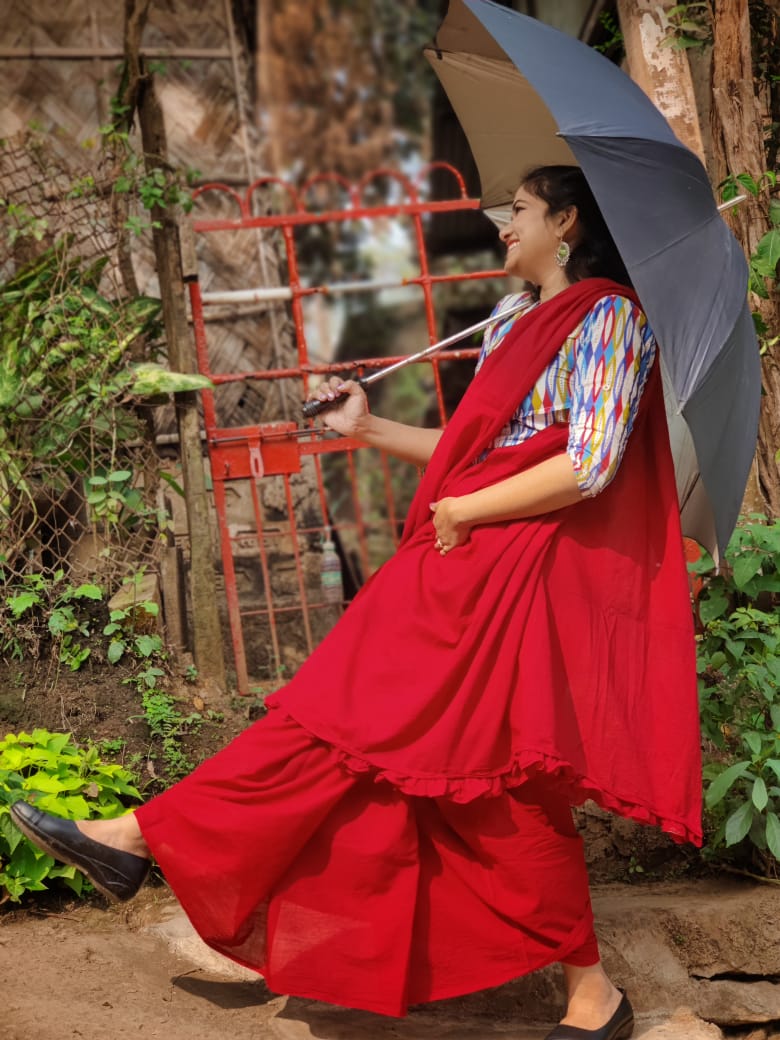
[[137, 277, 701, 1015], [269, 276, 701, 842]]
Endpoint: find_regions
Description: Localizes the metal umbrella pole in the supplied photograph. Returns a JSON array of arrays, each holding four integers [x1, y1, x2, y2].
[[303, 191, 747, 423], [301, 298, 529, 418]]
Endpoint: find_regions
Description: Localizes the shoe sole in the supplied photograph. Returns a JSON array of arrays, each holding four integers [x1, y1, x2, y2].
[[10, 806, 141, 903]]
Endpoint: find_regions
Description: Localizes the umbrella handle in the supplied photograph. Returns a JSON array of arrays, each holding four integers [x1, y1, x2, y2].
[[302, 376, 368, 419]]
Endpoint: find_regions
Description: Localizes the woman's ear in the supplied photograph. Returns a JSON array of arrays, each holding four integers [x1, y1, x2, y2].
[[555, 205, 578, 237]]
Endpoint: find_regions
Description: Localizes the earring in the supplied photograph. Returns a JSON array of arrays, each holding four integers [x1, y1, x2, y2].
[[554, 238, 571, 268]]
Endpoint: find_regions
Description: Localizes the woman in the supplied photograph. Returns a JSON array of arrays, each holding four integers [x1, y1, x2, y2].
[[12, 166, 701, 1040]]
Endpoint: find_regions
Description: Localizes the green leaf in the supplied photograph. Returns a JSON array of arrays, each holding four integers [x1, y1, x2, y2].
[[725, 801, 755, 846], [737, 172, 761, 197], [744, 731, 763, 757], [754, 228, 780, 276], [71, 583, 103, 600], [732, 553, 763, 589], [107, 640, 125, 664], [45, 733, 72, 756], [134, 634, 160, 658], [126, 362, 214, 396], [7, 591, 41, 618], [159, 471, 185, 497], [699, 589, 729, 623], [769, 198, 780, 228], [766, 811, 780, 859], [752, 776, 769, 811], [705, 760, 750, 808]]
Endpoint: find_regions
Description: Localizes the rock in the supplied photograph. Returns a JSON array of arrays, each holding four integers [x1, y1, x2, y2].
[[636, 1009, 723, 1038], [594, 880, 780, 1025], [145, 902, 256, 982]]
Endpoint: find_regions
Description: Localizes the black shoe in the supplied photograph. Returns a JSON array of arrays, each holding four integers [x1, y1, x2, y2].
[[544, 992, 634, 1040], [10, 800, 150, 903]]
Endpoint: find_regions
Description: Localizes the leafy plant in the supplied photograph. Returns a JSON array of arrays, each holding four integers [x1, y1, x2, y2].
[[128, 681, 202, 781], [102, 600, 161, 665], [692, 516, 780, 873], [661, 3, 713, 50], [719, 170, 780, 329], [0, 728, 141, 903], [1, 570, 103, 669], [592, 11, 624, 60], [0, 239, 213, 574]]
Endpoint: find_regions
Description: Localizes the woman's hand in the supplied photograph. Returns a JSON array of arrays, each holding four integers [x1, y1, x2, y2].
[[310, 377, 369, 437], [430, 497, 472, 556]]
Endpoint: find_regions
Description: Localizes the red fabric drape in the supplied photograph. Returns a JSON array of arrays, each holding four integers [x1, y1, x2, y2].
[[137, 278, 701, 1015], [270, 277, 702, 844], [137, 709, 598, 1016]]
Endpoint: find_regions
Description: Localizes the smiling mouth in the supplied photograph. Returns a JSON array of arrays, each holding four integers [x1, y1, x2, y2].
[[506, 241, 519, 253]]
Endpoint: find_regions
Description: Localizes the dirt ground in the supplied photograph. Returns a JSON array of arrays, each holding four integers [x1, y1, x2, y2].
[[0, 884, 558, 1040], [3, 879, 779, 1040]]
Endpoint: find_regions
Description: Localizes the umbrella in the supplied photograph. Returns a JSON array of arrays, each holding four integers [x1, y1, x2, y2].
[[424, 0, 761, 559]]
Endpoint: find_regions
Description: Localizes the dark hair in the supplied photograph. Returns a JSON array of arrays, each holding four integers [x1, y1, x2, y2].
[[520, 165, 632, 288]]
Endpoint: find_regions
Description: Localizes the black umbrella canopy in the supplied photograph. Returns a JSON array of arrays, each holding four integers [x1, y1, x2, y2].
[[426, 0, 761, 558]]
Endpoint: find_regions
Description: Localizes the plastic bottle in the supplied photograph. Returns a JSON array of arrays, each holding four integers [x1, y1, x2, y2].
[[320, 530, 344, 605]]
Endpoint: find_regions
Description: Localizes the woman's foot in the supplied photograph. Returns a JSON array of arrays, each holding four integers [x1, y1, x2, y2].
[[560, 961, 623, 1029], [541, 962, 633, 1038], [10, 801, 151, 902]]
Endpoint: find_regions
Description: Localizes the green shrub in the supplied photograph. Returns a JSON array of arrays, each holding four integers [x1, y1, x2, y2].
[[692, 516, 780, 873], [0, 728, 141, 903]]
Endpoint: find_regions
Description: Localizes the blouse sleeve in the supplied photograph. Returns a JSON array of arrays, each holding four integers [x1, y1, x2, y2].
[[567, 295, 657, 497], [476, 291, 537, 372]]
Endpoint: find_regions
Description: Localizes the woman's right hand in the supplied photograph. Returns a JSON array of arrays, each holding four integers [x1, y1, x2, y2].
[[309, 376, 369, 437]]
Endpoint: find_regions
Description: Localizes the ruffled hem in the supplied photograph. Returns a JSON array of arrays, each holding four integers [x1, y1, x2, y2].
[[266, 701, 702, 848]]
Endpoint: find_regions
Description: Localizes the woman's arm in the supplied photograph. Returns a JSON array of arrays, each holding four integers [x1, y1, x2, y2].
[[311, 377, 442, 467], [431, 453, 583, 549]]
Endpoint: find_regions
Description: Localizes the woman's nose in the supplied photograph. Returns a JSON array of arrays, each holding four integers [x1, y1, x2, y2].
[[499, 223, 511, 242]]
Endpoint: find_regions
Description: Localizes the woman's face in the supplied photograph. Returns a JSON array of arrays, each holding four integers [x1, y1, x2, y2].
[[498, 185, 573, 285]]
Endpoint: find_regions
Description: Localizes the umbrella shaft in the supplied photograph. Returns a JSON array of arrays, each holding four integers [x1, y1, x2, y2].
[[361, 300, 527, 385], [301, 299, 528, 418]]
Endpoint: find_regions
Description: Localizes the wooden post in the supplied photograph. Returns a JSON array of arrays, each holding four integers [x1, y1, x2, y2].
[[137, 75, 227, 692], [616, 0, 706, 162]]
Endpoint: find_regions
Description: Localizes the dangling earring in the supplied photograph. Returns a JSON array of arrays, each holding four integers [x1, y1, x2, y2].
[[554, 237, 571, 268]]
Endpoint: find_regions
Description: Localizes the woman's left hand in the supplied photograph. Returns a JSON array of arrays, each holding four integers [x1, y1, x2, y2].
[[430, 498, 472, 556]]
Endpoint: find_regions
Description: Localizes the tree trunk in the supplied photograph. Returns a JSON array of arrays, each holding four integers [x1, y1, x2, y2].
[[711, 0, 780, 517], [617, 0, 705, 161]]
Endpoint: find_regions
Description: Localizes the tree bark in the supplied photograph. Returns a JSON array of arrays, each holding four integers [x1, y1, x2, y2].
[[617, 0, 705, 161], [711, 0, 780, 517]]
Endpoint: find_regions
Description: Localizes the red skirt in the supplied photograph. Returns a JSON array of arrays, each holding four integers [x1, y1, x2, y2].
[[135, 709, 598, 1017]]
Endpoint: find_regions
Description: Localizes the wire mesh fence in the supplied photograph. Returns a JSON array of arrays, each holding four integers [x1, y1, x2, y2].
[[0, 134, 165, 653]]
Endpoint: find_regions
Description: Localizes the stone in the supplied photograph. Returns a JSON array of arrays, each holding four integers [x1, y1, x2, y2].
[[635, 1009, 723, 1038]]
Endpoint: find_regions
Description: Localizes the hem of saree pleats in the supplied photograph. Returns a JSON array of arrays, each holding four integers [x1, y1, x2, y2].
[[258, 908, 595, 1018], [267, 702, 702, 848]]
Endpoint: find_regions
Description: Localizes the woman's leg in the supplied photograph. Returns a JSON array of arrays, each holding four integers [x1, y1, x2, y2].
[[560, 960, 623, 1030]]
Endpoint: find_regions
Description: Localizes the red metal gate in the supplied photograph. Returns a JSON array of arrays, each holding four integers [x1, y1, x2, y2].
[[187, 164, 506, 695]]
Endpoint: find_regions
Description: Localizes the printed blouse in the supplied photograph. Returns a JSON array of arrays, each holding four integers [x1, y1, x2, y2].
[[476, 290, 657, 496]]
